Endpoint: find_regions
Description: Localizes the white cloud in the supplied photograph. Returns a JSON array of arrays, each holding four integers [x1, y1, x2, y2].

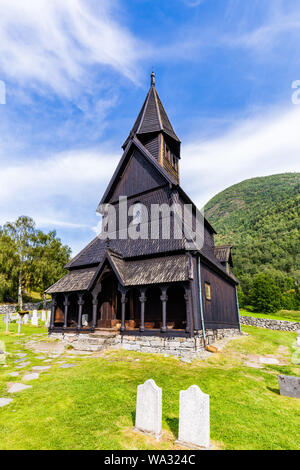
[[0, 148, 119, 229], [181, 105, 300, 209], [0, 0, 143, 96]]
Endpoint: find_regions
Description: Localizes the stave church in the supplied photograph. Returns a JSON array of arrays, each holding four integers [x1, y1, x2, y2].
[[46, 73, 240, 355]]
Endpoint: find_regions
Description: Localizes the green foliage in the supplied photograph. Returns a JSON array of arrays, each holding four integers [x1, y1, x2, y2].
[[249, 273, 282, 313], [0, 216, 71, 303], [205, 173, 300, 310]]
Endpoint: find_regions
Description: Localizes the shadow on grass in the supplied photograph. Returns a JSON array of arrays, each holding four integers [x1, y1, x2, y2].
[[267, 386, 280, 395], [165, 417, 178, 438], [131, 411, 136, 426]]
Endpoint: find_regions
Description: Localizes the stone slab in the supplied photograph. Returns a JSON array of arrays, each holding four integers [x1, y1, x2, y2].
[[278, 375, 300, 398], [259, 357, 280, 365], [59, 364, 76, 369], [0, 398, 13, 407], [32, 366, 50, 372], [22, 373, 39, 381], [8, 383, 32, 393], [9, 372, 19, 377], [15, 361, 31, 369]]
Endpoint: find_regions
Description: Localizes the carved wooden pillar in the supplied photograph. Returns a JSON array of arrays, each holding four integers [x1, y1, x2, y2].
[[139, 289, 147, 332], [50, 294, 56, 330], [184, 287, 193, 336], [92, 295, 98, 331], [63, 294, 70, 330], [160, 287, 168, 333], [120, 291, 127, 332], [77, 293, 84, 331]]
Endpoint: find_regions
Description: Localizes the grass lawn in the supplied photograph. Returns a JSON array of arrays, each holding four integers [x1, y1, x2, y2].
[[0, 322, 299, 450], [240, 308, 300, 323]]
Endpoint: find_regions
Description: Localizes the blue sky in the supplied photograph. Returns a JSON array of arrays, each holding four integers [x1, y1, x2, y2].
[[0, 0, 300, 255]]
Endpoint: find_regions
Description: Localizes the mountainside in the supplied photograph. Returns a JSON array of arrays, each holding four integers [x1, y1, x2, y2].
[[205, 173, 300, 296]]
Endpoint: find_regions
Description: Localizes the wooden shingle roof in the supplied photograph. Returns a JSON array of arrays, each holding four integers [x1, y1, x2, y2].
[[123, 77, 180, 149], [214, 245, 233, 264], [46, 267, 97, 294]]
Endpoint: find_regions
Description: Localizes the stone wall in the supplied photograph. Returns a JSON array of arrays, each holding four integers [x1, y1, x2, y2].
[[49, 328, 241, 360], [0, 302, 51, 315], [240, 315, 300, 332]]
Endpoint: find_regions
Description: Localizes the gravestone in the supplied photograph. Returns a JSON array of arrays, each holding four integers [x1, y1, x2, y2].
[[82, 314, 88, 327], [5, 312, 9, 333], [278, 375, 300, 398], [41, 310, 46, 322], [176, 385, 210, 449], [31, 310, 39, 326], [23, 314, 29, 324], [135, 379, 162, 440], [45, 310, 51, 328]]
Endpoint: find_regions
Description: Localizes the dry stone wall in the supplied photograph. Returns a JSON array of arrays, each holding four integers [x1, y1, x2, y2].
[[240, 315, 300, 332], [50, 328, 240, 359]]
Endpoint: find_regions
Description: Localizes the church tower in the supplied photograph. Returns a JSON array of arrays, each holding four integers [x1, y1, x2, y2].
[[122, 72, 181, 183]]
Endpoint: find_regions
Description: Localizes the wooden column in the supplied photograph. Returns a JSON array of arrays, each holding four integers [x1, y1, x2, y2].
[[120, 291, 127, 332], [92, 295, 98, 331], [63, 294, 70, 330], [184, 287, 193, 337], [50, 295, 56, 330], [139, 289, 147, 332], [160, 287, 168, 333], [77, 293, 84, 331]]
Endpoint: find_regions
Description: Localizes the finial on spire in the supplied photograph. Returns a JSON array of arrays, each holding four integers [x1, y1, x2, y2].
[[151, 71, 155, 87]]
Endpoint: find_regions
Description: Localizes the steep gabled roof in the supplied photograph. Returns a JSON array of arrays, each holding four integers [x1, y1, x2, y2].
[[123, 75, 180, 149], [99, 135, 177, 205]]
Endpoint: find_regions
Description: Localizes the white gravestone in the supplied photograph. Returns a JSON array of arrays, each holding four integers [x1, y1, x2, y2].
[[23, 314, 29, 324], [41, 310, 46, 322], [176, 385, 210, 449], [5, 312, 9, 333], [31, 310, 39, 326], [82, 314, 88, 327], [45, 310, 51, 327], [135, 379, 162, 440]]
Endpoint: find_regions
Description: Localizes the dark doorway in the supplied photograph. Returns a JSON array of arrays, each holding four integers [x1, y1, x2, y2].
[[97, 272, 120, 329], [166, 285, 186, 330]]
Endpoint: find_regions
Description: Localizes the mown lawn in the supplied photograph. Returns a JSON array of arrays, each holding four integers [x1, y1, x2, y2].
[[240, 308, 300, 323], [0, 321, 299, 450]]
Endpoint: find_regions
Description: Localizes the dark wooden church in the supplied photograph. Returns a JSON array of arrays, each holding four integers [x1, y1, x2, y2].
[[46, 73, 240, 341]]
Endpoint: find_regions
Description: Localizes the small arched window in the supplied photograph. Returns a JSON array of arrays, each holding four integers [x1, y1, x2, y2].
[[132, 202, 142, 225]]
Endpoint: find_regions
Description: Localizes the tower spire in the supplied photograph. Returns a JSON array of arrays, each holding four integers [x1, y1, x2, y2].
[[151, 71, 155, 87]]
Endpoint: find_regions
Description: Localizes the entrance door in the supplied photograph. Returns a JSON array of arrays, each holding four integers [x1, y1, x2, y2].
[[97, 274, 120, 328]]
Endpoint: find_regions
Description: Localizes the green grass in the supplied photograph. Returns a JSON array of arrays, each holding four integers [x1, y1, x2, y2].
[[240, 308, 300, 322], [0, 322, 299, 450]]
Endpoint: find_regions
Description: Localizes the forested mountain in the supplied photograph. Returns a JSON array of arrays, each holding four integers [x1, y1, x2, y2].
[[205, 173, 300, 307]]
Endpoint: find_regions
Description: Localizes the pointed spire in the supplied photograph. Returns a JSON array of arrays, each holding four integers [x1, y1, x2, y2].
[[151, 71, 155, 87], [122, 73, 180, 149]]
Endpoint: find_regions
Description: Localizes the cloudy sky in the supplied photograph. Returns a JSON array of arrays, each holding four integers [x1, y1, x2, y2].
[[0, 0, 300, 255]]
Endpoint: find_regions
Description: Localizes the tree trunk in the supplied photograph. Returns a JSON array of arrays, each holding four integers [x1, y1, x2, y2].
[[18, 271, 23, 310]]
